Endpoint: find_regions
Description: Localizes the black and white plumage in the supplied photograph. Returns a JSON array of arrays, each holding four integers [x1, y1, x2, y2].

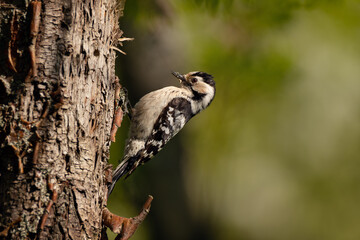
[[108, 71, 215, 195]]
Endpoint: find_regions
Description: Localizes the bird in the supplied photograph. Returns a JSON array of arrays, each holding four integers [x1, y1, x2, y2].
[[108, 71, 215, 195]]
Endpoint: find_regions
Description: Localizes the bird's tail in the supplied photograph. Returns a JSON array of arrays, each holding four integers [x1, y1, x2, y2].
[[108, 159, 128, 196], [107, 156, 139, 196]]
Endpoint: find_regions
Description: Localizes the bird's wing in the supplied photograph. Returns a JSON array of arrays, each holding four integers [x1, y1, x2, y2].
[[143, 96, 193, 159], [108, 97, 193, 195], [128, 97, 193, 175]]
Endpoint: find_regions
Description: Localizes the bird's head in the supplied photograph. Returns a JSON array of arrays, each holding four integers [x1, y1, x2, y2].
[[172, 71, 216, 110], [172, 71, 215, 95]]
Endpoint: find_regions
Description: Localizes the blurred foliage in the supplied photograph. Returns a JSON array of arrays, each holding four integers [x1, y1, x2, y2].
[[108, 0, 360, 239]]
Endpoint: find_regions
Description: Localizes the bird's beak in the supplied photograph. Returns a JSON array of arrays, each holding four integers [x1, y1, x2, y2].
[[171, 71, 186, 84]]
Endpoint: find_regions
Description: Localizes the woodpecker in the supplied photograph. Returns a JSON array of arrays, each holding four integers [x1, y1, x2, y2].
[[108, 71, 215, 195]]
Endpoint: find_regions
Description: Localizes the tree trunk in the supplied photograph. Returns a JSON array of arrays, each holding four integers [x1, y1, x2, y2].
[[0, 0, 122, 238]]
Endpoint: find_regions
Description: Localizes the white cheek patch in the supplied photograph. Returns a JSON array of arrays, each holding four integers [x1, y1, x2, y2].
[[202, 85, 215, 106], [192, 83, 209, 94], [190, 83, 215, 114]]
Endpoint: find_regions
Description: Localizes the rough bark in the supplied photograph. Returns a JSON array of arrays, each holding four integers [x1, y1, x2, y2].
[[0, 0, 122, 239]]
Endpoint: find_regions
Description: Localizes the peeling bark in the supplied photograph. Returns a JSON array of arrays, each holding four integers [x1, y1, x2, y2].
[[103, 195, 153, 240], [0, 0, 122, 239]]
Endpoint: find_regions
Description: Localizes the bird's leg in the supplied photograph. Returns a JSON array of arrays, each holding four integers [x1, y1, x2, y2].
[[119, 86, 133, 120]]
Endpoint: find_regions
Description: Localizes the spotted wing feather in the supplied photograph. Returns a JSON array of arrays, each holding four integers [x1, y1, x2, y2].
[[125, 98, 192, 171], [128, 97, 193, 174], [108, 97, 193, 195]]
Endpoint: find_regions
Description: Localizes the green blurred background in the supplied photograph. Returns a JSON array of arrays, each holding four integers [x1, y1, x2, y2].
[[107, 0, 360, 239]]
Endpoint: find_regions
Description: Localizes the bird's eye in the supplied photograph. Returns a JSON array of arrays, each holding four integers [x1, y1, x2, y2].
[[191, 78, 198, 83]]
